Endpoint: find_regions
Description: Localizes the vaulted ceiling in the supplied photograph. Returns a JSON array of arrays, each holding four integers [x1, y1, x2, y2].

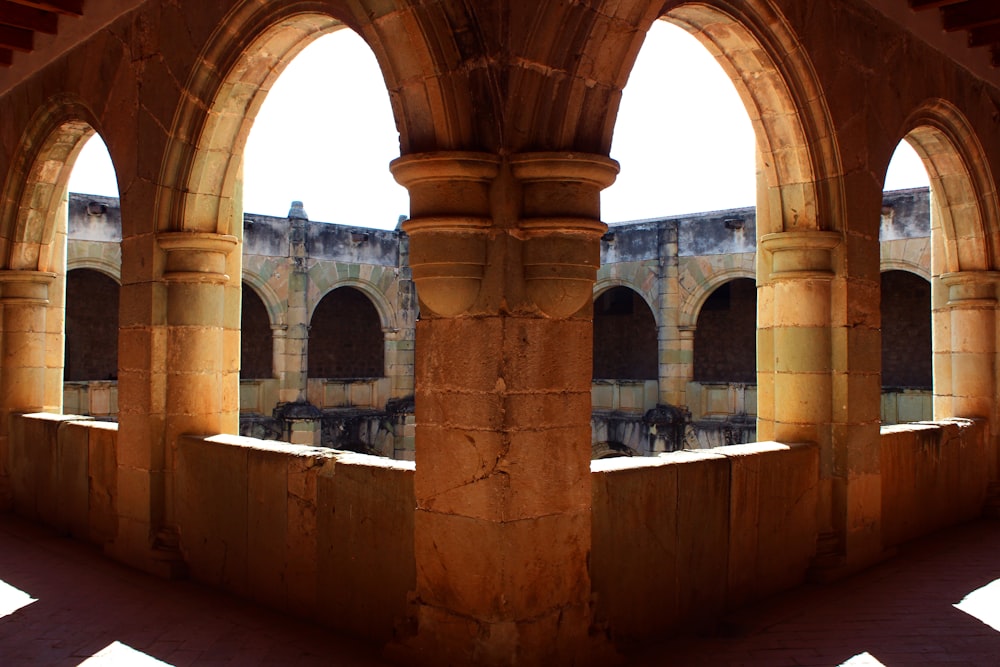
[[0, 0, 82, 67], [910, 0, 1000, 66]]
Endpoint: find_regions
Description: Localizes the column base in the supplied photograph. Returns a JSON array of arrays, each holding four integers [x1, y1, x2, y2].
[[385, 599, 621, 667], [105, 518, 188, 580], [806, 531, 895, 584]]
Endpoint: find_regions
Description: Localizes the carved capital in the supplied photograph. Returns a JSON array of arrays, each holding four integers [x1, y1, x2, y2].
[[760, 231, 840, 281], [157, 232, 237, 284], [512, 152, 618, 318], [940, 270, 1000, 306], [0, 270, 56, 305], [391, 152, 501, 317]]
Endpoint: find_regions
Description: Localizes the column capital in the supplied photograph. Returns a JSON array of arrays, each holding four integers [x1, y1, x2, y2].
[[0, 269, 56, 305], [391, 152, 500, 318], [760, 231, 840, 280], [157, 231, 238, 284], [511, 152, 619, 318], [940, 270, 1000, 305]]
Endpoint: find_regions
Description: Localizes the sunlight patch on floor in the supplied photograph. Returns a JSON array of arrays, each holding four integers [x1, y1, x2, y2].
[[839, 652, 888, 666], [77, 641, 174, 666], [954, 578, 1000, 633], [0, 579, 36, 619]]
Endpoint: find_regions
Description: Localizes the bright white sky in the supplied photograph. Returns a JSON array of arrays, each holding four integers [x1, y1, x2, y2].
[[69, 20, 928, 229]]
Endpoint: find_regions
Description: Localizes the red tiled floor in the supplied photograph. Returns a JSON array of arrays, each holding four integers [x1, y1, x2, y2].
[[1, 512, 998, 666], [0, 514, 391, 666], [632, 518, 1000, 666]]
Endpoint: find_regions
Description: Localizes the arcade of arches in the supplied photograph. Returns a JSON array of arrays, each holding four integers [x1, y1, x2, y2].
[[2, 1, 1000, 664]]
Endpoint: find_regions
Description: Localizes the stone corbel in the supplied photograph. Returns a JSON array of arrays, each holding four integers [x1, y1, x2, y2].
[[0, 270, 56, 305], [390, 152, 499, 317], [511, 152, 619, 318], [157, 232, 238, 284], [760, 230, 841, 281]]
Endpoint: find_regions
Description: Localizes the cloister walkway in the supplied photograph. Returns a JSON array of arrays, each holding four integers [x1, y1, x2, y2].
[[0, 512, 998, 666]]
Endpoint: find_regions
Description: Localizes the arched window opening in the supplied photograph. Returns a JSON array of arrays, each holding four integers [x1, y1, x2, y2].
[[602, 19, 755, 223], [693, 279, 755, 384], [65, 269, 119, 381], [308, 287, 384, 379], [593, 287, 658, 381], [241, 284, 273, 379], [243, 29, 406, 230], [880, 271, 931, 391]]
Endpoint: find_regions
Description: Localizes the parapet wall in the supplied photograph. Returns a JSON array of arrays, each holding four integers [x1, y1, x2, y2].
[[881, 418, 990, 548], [590, 442, 819, 642], [5, 413, 991, 647], [175, 434, 416, 642]]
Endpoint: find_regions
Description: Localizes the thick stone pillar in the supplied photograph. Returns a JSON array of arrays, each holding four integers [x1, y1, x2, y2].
[[0, 270, 56, 505], [388, 151, 619, 665]]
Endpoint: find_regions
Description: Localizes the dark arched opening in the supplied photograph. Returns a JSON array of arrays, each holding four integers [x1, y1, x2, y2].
[[241, 284, 273, 379], [65, 269, 119, 381], [693, 279, 755, 383], [308, 287, 384, 379], [593, 286, 658, 380], [881, 270, 932, 390]]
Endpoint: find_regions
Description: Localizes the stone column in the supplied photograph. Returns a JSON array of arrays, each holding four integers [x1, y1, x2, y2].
[[759, 230, 882, 575], [937, 272, 999, 419], [938, 271, 1000, 478], [0, 270, 56, 505], [388, 151, 619, 665]]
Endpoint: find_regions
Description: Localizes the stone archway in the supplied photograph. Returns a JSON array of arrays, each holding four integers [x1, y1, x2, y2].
[[897, 100, 1000, 425]]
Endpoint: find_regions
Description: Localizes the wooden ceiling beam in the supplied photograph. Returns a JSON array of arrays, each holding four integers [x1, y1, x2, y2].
[[0, 23, 32, 51], [909, 0, 965, 11], [941, 0, 1000, 32], [968, 23, 1000, 47], [4, 0, 81, 17], [0, 0, 58, 33]]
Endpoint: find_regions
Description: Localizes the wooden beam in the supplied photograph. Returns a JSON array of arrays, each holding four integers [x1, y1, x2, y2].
[[0, 23, 32, 52], [0, 0, 58, 33], [941, 0, 1000, 32], [0, 46, 12, 65], [909, 0, 965, 11], [5, 0, 81, 17], [968, 23, 1000, 47]]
